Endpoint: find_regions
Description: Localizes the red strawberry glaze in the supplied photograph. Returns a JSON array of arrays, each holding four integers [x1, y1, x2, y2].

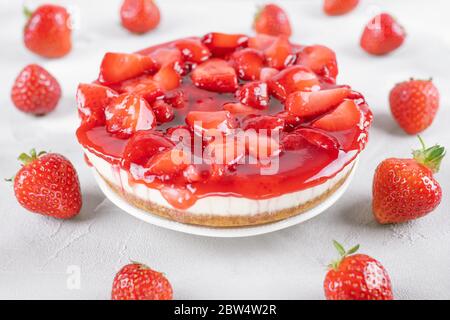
[[76, 35, 372, 210]]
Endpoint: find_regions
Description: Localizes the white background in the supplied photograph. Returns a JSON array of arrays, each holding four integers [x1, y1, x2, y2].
[[0, 0, 449, 299]]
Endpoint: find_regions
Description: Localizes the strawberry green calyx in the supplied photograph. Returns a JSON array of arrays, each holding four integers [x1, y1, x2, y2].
[[23, 7, 33, 19], [18, 149, 46, 166], [413, 136, 445, 173], [329, 240, 360, 270], [130, 260, 148, 269], [253, 6, 263, 26]]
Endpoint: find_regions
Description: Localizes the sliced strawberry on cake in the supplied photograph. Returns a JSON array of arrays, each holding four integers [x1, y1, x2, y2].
[[122, 130, 175, 169], [151, 100, 175, 124], [313, 100, 361, 131], [186, 110, 238, 136], [242, 115, 285, 132], [230, 48, 265, 81], [297, 45, 339, 79], [202, 32, 248, 57], [223, 102, 262, 115], [191, 58, 238, 93], [105, 93, 156, 138], [248, 34, 277, 51], [267, 65, 320, 101], [145, 147, 192, 178], [174, 38, 211, 63], [150, 47, 184, 67], [76, 83, 118, 127], [99, 52, 158, 84], [153, 63, 182, 91], [117, 75, 164, 103], [236, 81, 270, 109], [264, 36, 296, 70], [285, 86, 350, 118], [245, 130, 281, 161]]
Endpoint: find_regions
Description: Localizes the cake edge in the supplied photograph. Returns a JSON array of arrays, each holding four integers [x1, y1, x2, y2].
[[97, 163, 354, 228]]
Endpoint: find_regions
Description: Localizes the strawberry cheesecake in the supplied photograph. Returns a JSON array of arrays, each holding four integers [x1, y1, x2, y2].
[[76, 33, 372, 227]]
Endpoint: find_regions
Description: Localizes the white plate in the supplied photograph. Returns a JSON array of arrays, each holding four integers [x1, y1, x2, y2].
[[93, 159, 358, 238]]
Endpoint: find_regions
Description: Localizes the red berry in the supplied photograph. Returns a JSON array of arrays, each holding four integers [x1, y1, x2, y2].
[[248, 34, 277, 51], [360, 13, 406, 56], [313, 99, 361, 131], [323, 0, 359, 16], [111, 262, 173, 300], [118, 74, 164, 103], [253, 4, 292, 37], [76, 83, 118, 127], [205, 137, 244, 167], [389, 79, 439, 134], [122, 130, 174, 168], [151, 100, 175, 124], [275, 111, 302, 131], [267, 66, 319, 101], [174, 38, 211, 63], [259, 67, 279, 82], [267, 65, 319, 101], [105, 93, 156, 138], [223, 102, 260, 115], [99, 52, 159, 84], [146, 148, 192, 177], [13, 149, 82, 219], [186, 111, 237, 136], [372, 138, 444, 224], [24, 5, 72, 58], [285, 87, 350, 118], [230, 48, 265, 81], [120, 0, 160, 34], [245, 130, 280, 161], [264, 36, 296, 70], [243, 115, 285, 132], [296, 45, 338, 79], [324, 241, 393, 300], [281, 128, 339, 173], [191, 58, 238, 93], [11, 64, 61, 115], [164, 90, 186, 109], [283, 128, 339, 156], [153, 63, 182, 91], [202, 32, 248, 57], [150, 47, 184, 67], [237, 81, 269, 109]]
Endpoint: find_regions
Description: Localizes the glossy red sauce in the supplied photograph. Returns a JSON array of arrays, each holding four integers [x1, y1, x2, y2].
[[76, 36, 372, 209]]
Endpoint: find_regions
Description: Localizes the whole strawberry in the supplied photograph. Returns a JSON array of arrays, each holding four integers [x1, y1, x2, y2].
[[24, 5, 72, 58], [112, 262, 173, 300], [253, 4, 292, 37], [323, 0, 359, 16], [120, 0, 160, 34], [13, 149, 82, 219], [373, 137, 444, 224], [11, 64, 61, 115], [389, 79, 439, 134], [324, 241, 393, 300], [360, 13, 406, 55]]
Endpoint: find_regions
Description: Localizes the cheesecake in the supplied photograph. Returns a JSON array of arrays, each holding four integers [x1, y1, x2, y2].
[[76, 33, 372, 227]]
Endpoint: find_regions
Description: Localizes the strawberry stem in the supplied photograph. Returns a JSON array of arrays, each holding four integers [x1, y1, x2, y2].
[[23, 6, 33, 19], [412, 136, 445, 173], [253, 5, 263, 26], [129, 260, 148, 269], [18, 149, 46, 166], [329, 240, 360, 270]]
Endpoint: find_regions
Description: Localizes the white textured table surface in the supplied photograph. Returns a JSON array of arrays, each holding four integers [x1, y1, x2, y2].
[[0, 0, 449, 300]]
